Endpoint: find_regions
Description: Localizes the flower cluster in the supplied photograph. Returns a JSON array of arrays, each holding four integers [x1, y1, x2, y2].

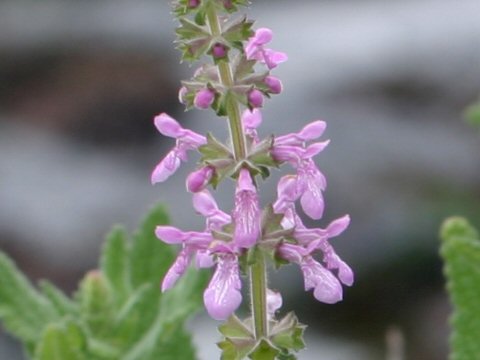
[[152, 0, 353, 356]]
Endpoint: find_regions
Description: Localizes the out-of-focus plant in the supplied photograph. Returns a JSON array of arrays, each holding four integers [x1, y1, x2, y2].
[[0, 205, 207, 360], [440, 97, 480, 359], [464, 98, 480, 128], [440, 217, 480, 359]]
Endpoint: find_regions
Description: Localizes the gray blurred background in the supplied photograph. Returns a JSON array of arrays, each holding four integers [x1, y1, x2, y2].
[[1, 0, 479, 359]]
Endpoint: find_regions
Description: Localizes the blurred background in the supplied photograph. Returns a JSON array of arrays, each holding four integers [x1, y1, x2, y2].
[[1, 0, 479, 359]]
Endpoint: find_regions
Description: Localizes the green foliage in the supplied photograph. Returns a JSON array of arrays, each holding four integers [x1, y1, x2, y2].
[[440, 217, 480, 359], [0, 204, 208, 360], [464, 100, 480, 128]]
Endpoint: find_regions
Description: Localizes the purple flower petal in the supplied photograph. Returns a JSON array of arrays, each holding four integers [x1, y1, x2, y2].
[[203, 255, 242, 320], [151, 151, 181, 184], [161, 249, 190, 292], [154, 113, 185, 138], [186, 166, 213, 193], [266, 289, 282, 319], [301, 257, 343, 304], [242, 108, 262, 130], [233, 169, 260, 248]]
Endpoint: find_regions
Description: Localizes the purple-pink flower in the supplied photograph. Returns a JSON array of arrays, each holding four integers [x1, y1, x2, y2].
[[245, 28, 288, 69], [277, 222, 353, 304], [233, 169, 260, 248], [272, 121, 330, 220], [192, 190, 231, 231], [186, 166, 214, 193], [151, 113, 206, 184], [242, 108, 262, 142], [155, 225, 213, 291], [203, 254, 242, 320]]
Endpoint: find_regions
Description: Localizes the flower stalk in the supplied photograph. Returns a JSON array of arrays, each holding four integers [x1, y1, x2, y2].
[[206, 3, 247, 160], [152, 0, 354, 357], [250, 249, 268, 339]]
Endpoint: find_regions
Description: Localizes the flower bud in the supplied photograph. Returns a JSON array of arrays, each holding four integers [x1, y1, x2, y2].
[[187, 0, 200, 9], [194, 88, 215, 109], [248, 89, 264, 108], [223, 0, 233, 9], [186, 166, 214, 193], [264, 75, 283, 94], [212, 43, 228, 59]]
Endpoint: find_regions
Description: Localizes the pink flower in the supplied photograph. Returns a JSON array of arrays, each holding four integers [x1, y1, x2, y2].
[[274, 121, 326, 146], [241, 108, 262, 142], [232, 169, 260, 248], [272, 121, 330, 219], [203, 254, 242, 320], [301, 256, 343, 304], [155, 225, 213, 291], [193, 190, 231, 231], [277, 237, 353, 304], [194, 88, 215, 109], [266, 289, 282, 320], [186, 166, 214, 193], [245, 28, 288, 69], [151, 113, 206, 184]]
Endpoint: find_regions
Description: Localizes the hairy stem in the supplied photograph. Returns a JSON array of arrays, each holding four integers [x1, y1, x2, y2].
[[206, 2, 268, 340], [250, 250, 268, 339], [206, 3, 247, 160]]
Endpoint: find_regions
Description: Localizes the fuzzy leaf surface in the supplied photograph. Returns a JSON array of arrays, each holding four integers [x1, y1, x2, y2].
[[440, 217, 480, 360]]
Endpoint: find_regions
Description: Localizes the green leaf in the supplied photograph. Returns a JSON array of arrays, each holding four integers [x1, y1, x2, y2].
[[222, 16, 254, 44], [35, 320, 87, 360], [100, 225, 130, 303], [440, 217, 480, 360], [159, 266, 208, 324], [464, 101, 480, 127], [40, 280, 78, 317], [78, 271, 114, 337], [199, 132, 233, 161], [0, 252, 59, 347], [218, 337, 255, 360], [130, 204, 173, 289], [113, 284, 159, 349], [176, 18, 209, 40]]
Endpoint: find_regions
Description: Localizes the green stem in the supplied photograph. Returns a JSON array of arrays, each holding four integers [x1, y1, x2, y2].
[[206, 3, 247, 160], [250, 251, 268, 339], [206, 3, 268, 340]]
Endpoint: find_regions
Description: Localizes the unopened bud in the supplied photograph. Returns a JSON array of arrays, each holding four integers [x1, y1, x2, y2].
[[194, 88, 215, 109], [264, 75, 283, 94], [212, 43, 228, 59], [187, 0, 200, 9], [186, 166, 214, 192], [248, 89, 264, 108]]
